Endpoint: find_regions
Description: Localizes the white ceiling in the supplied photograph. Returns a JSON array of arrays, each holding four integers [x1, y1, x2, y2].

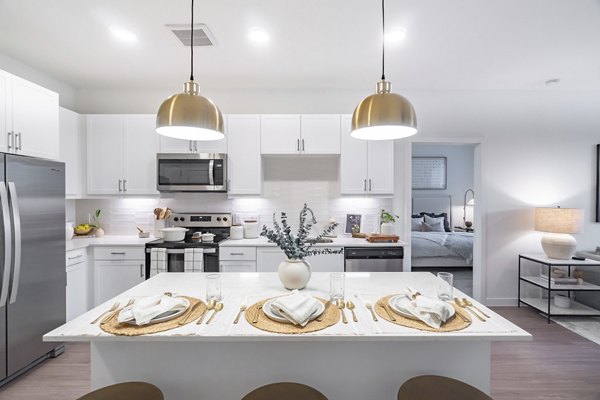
[[1, 0, 599, 91]]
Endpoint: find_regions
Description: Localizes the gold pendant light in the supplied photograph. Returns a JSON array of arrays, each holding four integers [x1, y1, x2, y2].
[[351, 0, 417, 140], [156, 0, 224, 141]]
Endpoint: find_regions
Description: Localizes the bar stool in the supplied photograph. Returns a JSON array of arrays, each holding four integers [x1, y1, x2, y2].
[[76, 382, 164, 400], [242, 382, 328, 400], [397, 375, 493, 400]]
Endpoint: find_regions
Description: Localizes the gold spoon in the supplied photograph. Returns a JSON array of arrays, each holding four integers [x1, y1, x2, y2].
[[365, 302, 378, 322], [337, 299, 348, 324], [206, 302, 224, 324], [346, 301, 358, 322], [454, 298, 485, 322], [196, 299, 216, 324]]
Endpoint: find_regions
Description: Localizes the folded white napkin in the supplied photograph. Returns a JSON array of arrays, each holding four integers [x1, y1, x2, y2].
[[270, 290, 320, 327], [403, 287, 455, 329], [117, 295, 189, 326]]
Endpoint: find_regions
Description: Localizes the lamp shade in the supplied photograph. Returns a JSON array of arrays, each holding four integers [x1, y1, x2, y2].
[[534, 207, 582, 234], [156, 81, 224, 141], [351, 81, 417, 140], [467, 198, 475, 206]]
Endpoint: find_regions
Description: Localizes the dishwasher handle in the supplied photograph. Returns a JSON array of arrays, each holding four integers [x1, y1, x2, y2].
[[344, 247, 404, 259]]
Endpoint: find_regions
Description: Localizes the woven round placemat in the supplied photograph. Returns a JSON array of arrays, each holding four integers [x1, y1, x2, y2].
[[374, 294, 471, 332], [100, 296, 206, 336], [245, 297, 340, 334]]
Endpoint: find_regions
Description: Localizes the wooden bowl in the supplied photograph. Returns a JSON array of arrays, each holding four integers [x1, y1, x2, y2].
[[74, 227, 92, 235]]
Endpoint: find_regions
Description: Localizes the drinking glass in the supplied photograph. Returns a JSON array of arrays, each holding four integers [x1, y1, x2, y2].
[[330, 273, 345, 302], [437, 272, 453, 301], [206, 274, 222, 302]]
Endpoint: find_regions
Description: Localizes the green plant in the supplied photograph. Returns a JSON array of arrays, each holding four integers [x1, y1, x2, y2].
[[261, 204, 342, 260], [91, 209, 101, 228], [380, 209, 399, 225]]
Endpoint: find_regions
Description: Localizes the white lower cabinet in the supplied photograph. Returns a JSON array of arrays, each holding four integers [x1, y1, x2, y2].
[[93, 246, 145, 306], [66, 248, 89, 321], [256, 247, 344, 273], [220, 246, 257, 272], [220, 261, 257, 273]]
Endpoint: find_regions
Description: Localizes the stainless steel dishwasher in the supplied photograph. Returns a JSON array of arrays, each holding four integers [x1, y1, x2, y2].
[[344, 247, 404, 272]]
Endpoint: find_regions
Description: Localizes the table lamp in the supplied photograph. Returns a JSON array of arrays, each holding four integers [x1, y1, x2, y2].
[[534, 207, 582, 259]]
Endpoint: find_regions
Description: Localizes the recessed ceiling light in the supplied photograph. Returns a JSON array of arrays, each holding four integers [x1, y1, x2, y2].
[[384, 28, 407, 44], [109, 26, 137, 43], [248, 27, 270, 44]]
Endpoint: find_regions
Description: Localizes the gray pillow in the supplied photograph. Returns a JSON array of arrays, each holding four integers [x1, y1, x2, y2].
[[411, 217, 423, 231], [423, 214, 446, 229], [421, 221, 444, 232]]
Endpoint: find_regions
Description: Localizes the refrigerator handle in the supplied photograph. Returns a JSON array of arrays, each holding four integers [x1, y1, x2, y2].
[[7, 182, 21, 304], [0, 182, 12, 307]]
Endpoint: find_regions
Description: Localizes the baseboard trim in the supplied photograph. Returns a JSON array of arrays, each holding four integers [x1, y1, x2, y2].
[[485, 298, 518, 306]]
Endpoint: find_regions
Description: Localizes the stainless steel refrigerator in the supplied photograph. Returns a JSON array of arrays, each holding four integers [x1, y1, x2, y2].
[[0, 153, 65, 385]]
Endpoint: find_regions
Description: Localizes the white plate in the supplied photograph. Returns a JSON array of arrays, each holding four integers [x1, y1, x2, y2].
[[263, 297, 325, 325], [122, 298, 190, 326]]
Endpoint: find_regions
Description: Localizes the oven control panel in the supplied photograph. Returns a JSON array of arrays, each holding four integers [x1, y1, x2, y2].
[[170, 213, 232, 228]]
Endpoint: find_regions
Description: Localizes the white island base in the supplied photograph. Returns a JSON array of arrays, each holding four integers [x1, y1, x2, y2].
[[91, 340, 490, 400]]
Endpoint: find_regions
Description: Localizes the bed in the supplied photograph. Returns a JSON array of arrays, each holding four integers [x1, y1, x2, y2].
[[411, 195, 474, 268]]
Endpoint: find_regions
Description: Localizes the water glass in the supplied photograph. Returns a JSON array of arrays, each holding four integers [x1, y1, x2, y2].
[[437, 272, 453, 302], [330, 273, 345, 302], [206, 274, 222, 302]]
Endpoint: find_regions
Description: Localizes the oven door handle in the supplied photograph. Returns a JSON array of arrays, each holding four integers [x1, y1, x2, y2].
[[146, 248, 216, 254], [208, 160, 215, 186]]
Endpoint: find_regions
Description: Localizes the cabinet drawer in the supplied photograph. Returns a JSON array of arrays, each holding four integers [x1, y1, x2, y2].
[[66, 248, 87, 266], [94, 246, 145, 261], [220, 247, 256, 261], [220, 261, 257, 273]]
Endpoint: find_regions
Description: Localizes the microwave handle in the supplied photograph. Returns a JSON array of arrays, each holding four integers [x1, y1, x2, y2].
[[209, 160, 214, 185]]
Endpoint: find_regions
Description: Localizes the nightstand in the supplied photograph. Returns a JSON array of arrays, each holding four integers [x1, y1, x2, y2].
[[518, 254, 600, 323]]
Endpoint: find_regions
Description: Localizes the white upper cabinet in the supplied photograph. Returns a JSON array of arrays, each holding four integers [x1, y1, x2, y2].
[[260, 114, 340, 155], [87, 115, 158, 195], [124, 116, 159, 195], [59, 107, 84, 198], [0, 70, 59, 160], [340, 115, 394, 196], [227, 115, 261, 196], [300, 115, 340, 154], [0, 70, 10, 153], [260, 115, 301, 154]]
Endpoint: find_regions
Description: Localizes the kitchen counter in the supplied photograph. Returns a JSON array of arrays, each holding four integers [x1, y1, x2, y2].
[[45, 272, 529, 399], [66, 235, 156, 251], [221, 236, 407, 247]]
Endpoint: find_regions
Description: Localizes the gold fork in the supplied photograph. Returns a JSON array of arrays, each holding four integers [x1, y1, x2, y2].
[[252, 304, 263, 324], [454, 298, 485, 322], [377, 301, 396, 322], [91, 302, 119, 324], [100, 299, 135, 325], [462, 298, 491, 319]]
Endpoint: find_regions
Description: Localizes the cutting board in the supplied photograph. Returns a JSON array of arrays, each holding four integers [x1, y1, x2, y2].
[[365, 233, 400, 243]]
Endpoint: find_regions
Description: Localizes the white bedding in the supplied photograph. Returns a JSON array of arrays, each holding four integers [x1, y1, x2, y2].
[[411, 231, 474, 264]]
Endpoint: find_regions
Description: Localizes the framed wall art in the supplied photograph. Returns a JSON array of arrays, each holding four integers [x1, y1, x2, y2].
[[412, 157, 447, 190]]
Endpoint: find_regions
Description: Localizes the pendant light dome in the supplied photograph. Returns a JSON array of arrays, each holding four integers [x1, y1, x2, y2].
[[155, 0, 224, 141], [351, 0, 417, 140]]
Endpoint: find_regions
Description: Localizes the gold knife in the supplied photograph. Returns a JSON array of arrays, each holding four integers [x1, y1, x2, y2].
[[378, 301, 396, 322], [178, 301, 203, 325], [252, 304, 263, 324]]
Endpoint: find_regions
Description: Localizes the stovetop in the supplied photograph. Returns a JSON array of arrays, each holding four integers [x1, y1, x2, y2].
[[145, 234, 228, 248], [145, 212, 232, 249]]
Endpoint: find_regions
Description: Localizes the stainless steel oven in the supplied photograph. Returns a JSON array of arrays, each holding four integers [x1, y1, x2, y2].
[[157, 153, 227, 192]]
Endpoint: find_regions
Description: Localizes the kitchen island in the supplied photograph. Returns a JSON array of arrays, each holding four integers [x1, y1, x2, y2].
[[45, 272, 529, 400]]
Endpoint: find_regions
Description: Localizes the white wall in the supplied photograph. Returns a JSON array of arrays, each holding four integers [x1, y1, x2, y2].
[[75, 157, 392, 237], [411, 143, 475, 226], [0, 51, 75, 109]]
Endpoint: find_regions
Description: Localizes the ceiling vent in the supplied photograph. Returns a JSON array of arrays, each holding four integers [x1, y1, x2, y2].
[[166, 24, 215, 46]]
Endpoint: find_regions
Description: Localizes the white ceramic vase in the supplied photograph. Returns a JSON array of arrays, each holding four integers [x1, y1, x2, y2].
[[66, 222, 74, 241], [95, 227, 105, 237], [278, 259, 311, 290], [380, 222, 394, 235]]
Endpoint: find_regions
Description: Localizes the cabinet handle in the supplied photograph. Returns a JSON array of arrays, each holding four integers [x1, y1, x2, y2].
[[194, 141, 198, 152], [68, 255, 83, 260], [17, 132, 22, 150], [140, 264, 144, 278], [302, 139, 305, 152], [7, 131, 13, 150], [189, 141, 193, 152], [364, 179, 367, 191], [110, 252, 126, 255], [123, 179, 127, 192], [297, 139, 300, 152], [230, 252, 245, 256], [118, 179, 122, 192], [369, 179, 372, 191]]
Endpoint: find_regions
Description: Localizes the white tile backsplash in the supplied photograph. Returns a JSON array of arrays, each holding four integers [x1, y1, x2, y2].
[[75, 158, 392, 235]]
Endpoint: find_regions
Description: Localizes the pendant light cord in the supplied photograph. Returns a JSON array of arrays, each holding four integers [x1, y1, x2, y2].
[[190, 0, 194, 81], [381, 0, 385, 81]]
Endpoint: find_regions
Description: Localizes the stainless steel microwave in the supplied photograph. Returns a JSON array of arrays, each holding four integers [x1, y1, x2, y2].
[[156, 153, 227, 192]]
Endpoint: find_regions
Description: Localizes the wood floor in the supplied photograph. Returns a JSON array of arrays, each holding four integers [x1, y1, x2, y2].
[[0, 307, 598, 400]]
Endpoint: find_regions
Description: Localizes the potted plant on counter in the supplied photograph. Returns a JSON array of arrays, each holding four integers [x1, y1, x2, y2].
[[261, 204, 341, 290], [92, 209, 104, 237], [380, 209, 399, 235]]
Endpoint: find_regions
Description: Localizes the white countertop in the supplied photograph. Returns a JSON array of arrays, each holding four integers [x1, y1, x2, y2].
[[45, 272, 530, 342], [221, 236, 407, 247], [66, 235, 156, 251]]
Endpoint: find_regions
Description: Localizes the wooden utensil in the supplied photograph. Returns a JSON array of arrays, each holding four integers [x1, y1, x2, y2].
[[159, 208, 167, 220], [153, 208, 161, 220], [164, 208, 172, 220]]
